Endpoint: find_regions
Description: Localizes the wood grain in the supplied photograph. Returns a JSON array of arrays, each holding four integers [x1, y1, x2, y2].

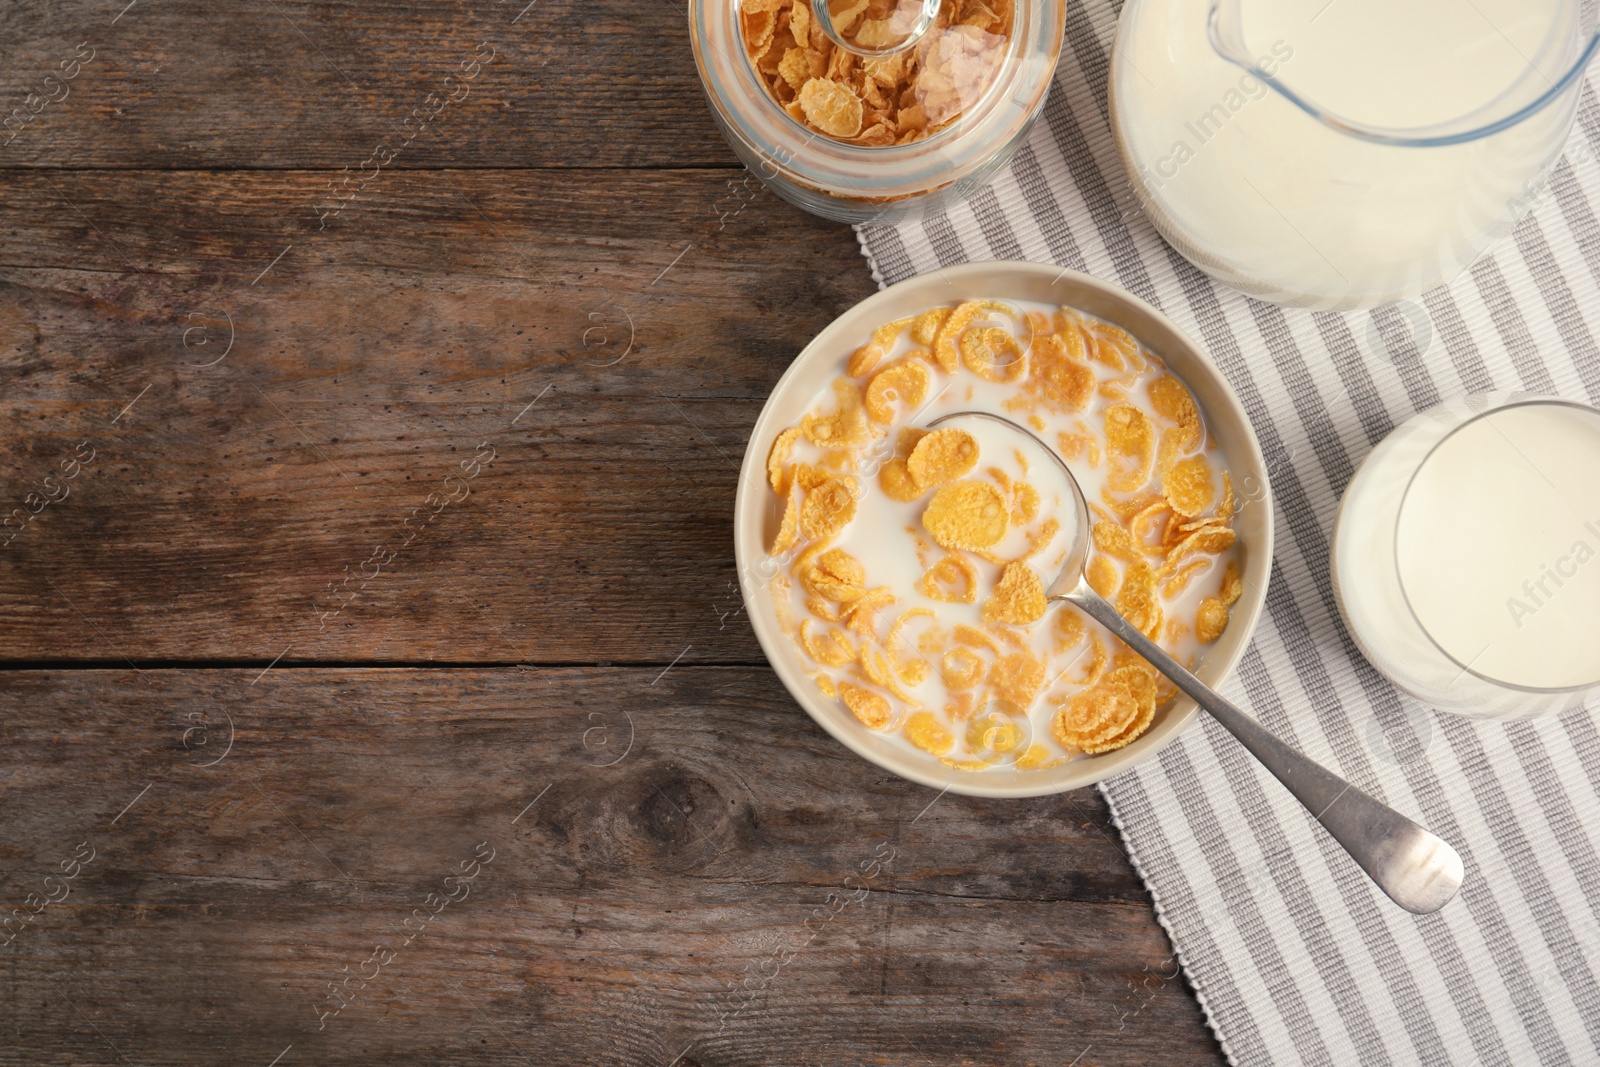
[[0, 2, 1228, 1059], [0, 667, 1221, 1066], [0, 167, 872, 664], [0, 0, 734, 170]]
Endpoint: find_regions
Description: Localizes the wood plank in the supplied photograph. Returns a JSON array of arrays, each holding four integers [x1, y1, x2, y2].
[[0, 0, 736, 170], [0, 166, 874, 663], [0, 666, 1223, 1065]]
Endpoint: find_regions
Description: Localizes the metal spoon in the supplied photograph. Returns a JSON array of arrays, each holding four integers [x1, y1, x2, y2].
[[929, 411, 1464, 914]]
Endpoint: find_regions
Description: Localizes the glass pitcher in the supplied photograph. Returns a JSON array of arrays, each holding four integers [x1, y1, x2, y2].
[[1110, 0, 1600, 309]]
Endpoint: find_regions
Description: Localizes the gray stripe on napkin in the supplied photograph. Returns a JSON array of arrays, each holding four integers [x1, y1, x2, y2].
[[1514, 220, 1600, 403], [969, 186, 1026, 261], [1470, 258, 1562, 394], [922, 210, 971, 268], [1321, 311, 1410, 435], [1552, 164, 1600, 294], [1418, 288, 1496, 393], [1559, 713, 1600, 817], [1010, 142, 1088, 271]]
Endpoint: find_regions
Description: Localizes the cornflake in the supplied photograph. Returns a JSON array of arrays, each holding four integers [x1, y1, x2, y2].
[[1055, 607, 1085, 649], [879, 456, 923, 501], [1105, 404, 1156, 493], [919, 553, 978, 603], [1073, 631, 1108, 686], [769, 426, 800, 493], [842, 586, 896, 636], [941, 646, 986, 689], [968, 713, 1023, 756], [806, 596, 841, 621], [795, 463, 832, 490], [802, 379, 870, 447], [953, 622, 998, 651], [1196, 597, 1228, 643], [798, 77, 864, 139], [1086, 554, 1119, 598], [909, 307, 949, 346], [1156, 425, 1194, 475], [800, 476, 859, 540], [866, 359, 932, 424], [1130, 499, 1169, 549], [905, 711, 955, 755], [886, 607, 933, 655], [1091, 325, 1142, 372], [803, 547, 865, 600], [923, 480, 1008, 550], [907, 427, 980, 489], [1160, 557, 1211, 598], [1011, 481, 1041, 525], [800, 619, 855, 666], [1016, 517, 1059, 562], [849, 318, 910, 378], [1028, 333, 1096, 412], [932, 301, 999, 372], [1159, 524, 1237, 576], [990, 650, 1045, 707], [741, 0, 1013, 147], [840, 682, 891, 729], [982, 561, 1047, 625], [1116, 559, 1163, 641], [1218, 559, 1244, 606], [1014, 743, 1056, 770], [1149, 375, 1199, 427], [1092, 520, 1142, 563], [770, 484, 801, 555], [960, 326, 1026, 383], [1163, 453, 1215, 517], [897, 425, 930, 453], [861, 644, 920, 703]]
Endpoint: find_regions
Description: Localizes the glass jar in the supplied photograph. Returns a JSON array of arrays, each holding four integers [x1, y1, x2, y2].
[[690, 0, 1065, 224]]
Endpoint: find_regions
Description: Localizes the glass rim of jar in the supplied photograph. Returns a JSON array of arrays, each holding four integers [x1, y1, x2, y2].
[[689, 0, 1066, 204], [1393, 396, 1600, 694]]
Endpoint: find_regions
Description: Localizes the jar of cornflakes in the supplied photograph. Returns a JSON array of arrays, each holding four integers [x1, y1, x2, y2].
[[690, 0, 1065, 224]]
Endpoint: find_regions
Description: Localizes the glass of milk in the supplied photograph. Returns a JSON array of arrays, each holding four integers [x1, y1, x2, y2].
[[1111, 0, 1600, 308], [1334, 395, 1600, 718]]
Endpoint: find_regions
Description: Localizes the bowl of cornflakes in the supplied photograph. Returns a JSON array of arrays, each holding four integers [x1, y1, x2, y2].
[[735, 261, 1273, 797]]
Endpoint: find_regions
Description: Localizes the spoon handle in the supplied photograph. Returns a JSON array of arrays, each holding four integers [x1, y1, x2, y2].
[[1064, 587, 1464, 915]]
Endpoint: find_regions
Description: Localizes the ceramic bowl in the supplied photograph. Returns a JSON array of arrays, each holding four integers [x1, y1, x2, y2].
[[734, 261, 1273, 797]]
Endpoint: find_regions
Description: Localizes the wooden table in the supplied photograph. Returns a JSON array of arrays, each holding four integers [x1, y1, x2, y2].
[[0, 2, 1225, 1062]]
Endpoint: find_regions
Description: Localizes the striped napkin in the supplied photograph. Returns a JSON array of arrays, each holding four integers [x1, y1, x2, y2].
[[853, 4, 1600, 1065]]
